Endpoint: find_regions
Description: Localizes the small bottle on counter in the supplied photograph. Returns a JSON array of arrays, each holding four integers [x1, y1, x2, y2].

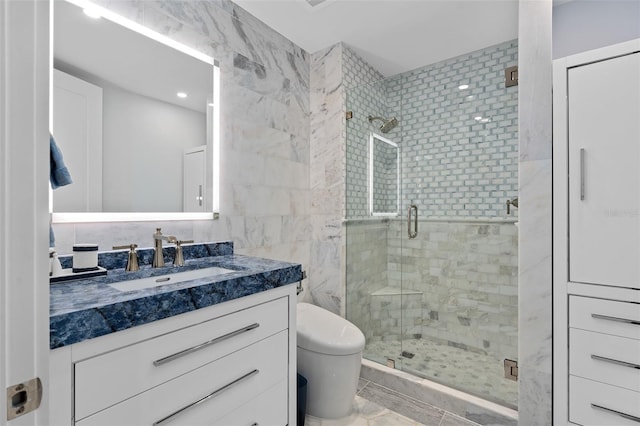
[[50, 248, 63, 277], [72, 244, 99, 272]]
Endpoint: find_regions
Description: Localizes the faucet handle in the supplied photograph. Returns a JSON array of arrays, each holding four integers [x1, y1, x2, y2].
[[112, 243, 139, 272], [173, 240, 194, 267]]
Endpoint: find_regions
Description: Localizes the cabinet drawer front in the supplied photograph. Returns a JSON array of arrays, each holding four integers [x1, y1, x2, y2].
[[570, 376, 640, 426], [75, 297, 288, 420], [77, 330, 289, 426], [570, 328, 640, 392], [214, 380, 287, 426], [570, 296, 640, 340]]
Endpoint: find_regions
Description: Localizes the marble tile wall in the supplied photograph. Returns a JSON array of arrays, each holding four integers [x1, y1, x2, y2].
[[386, 219, 518, 362], [308, 44, 345, 313], [518, 0, 553, 423], [343, 219, 390, 340], [308, 44, 388, 314], [52, 0, 312, 293]]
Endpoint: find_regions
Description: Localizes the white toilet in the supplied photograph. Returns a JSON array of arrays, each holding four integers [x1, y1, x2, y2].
[[296, 302, 366, 419]]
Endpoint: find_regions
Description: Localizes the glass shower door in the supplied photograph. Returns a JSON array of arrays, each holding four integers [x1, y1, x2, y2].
[[396, 41, 519, 409]]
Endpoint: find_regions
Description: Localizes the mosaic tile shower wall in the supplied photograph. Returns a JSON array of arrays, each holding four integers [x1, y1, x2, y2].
[[392, 40, 519, 218], [371, 137, 398, 214]]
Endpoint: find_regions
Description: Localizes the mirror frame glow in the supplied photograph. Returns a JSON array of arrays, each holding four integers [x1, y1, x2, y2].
[[369, 132, 399, 217], [50, 0, 220, 223]]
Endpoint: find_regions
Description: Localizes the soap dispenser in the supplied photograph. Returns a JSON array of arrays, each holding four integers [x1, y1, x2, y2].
[[49, 248, 63, 276]]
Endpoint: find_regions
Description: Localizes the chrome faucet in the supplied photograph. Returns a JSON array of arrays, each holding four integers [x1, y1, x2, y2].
[[153, 228, 194, 267], [153, 228, 175, 268]]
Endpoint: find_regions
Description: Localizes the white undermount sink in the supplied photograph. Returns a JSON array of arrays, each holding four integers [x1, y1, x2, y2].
[[108, 266, 235, 292]]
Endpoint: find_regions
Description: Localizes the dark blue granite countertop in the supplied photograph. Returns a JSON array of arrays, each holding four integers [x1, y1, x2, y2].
[[50, 242, 303, 349]]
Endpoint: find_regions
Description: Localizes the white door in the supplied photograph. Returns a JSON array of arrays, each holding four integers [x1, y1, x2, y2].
[[183, 146, 206, 212], [568, 52, 640, 289], [52, 69, 103, 212], [0, 0, 50, 424]]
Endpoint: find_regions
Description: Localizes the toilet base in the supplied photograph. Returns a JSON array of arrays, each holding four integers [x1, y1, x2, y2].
[[297, 347, 363, 419]]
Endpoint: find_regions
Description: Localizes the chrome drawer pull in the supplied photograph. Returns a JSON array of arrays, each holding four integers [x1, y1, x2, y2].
[[153, 323, 259, 366], [591, 404, 640, 423], [592, 354, 640, 370], [591, 313, 640, 326], [153, 369, 259, 426]]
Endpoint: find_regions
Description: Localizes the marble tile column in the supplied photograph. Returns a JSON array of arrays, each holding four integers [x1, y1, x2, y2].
[[517, 1, 553, 423], [308, 44, 345, 314]]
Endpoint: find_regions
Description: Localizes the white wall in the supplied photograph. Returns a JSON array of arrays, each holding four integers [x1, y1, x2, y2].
[[102, 85, 205, 212], [553, 0, 640, 59]]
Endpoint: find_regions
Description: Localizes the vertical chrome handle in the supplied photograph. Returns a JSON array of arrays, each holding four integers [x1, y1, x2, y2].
[[407, 204, 418, 239], [580, 148, 585, 201], [198, 185, 203, 206]]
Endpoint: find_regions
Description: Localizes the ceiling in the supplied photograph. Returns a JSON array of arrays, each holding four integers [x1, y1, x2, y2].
[[233, 0, 520, 76]]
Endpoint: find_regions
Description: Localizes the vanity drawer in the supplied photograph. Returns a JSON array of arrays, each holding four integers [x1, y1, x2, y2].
[[570, 296, 640, 339], [570, 328, 640, 392], [77, 330, 288, 426], [214, 380, 287, 425], [570, 376, 640, 426], [75, 297, 288, 420]]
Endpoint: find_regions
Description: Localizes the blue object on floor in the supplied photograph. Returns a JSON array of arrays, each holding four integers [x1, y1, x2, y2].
[[297, 373, 307, 426]]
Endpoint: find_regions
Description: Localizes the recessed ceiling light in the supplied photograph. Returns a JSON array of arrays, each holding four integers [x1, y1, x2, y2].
[[83, 7, 102, 19], [458, 84, 469, 90], [177, 92, 188, 98], [480, 117, 491, 123], [474, 115, 483, 121]]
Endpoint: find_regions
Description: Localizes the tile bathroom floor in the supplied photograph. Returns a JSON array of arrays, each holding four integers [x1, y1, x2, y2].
[[365, 338, 518, 408], [304, 379, 480, 426]]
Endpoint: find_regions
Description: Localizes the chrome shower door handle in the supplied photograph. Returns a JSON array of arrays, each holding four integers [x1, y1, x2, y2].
[[198, 185, 203, 207], [407, 204, 418, 239]]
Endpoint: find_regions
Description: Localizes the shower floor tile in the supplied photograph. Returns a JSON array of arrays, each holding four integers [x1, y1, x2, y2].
[[364, 338, 518, 409]]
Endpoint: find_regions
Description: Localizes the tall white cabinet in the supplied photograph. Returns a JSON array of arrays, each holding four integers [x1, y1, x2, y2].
[[554, 39, 640, 425]]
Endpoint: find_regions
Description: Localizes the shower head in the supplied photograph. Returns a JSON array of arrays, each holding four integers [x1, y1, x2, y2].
[[368, 115, 398, 134]]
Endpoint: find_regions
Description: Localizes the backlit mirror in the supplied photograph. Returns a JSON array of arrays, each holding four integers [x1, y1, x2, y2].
[[51, 0, 219, 222], [369, 132, 399, 216]]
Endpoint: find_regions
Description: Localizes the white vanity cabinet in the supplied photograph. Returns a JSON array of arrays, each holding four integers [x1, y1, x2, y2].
[[50, 285, 297, 426], [554, 39, 640, 426]]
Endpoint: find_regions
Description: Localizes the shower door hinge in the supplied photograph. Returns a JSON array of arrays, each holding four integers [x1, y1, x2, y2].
[[505, 66, 518, 87], [346, 111, 353, 120], [504, 359, 518, 381]]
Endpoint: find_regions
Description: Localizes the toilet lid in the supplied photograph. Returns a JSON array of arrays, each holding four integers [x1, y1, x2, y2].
[[296, 303, 365, 355]]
